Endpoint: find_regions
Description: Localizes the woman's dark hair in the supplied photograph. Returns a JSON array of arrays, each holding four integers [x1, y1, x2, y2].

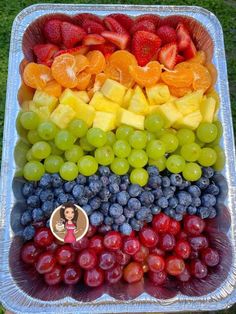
[[60, 202, 78, 226]]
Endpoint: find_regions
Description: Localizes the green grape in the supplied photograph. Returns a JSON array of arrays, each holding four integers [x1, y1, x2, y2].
[[16, 112, 28, 138], [86, 127, 107, 148], [129, 130, 147, 149], [78, 156, 98, 176], [60, 161, 78, 181], [144, 113, 164, 132], [65, 145, 84, 162], [80, 137, 95, 151], [130, 168, 149, 186], [198, 147, 217, 166], [95, 146, 114, 165], [182, 162, 202, 181], [68, 119, 88, 138], [116, 125, 134, 140], [20, 111, 39, 130], [147, 132, 156, 142], [44, 155, 64, 173], [208, 120, 223, 146], [48, 141, 64, 156], [180, 143, 201, 162], [26, 148, 40, 162], [23, 161, 45, 181], [155, 128, 165, 139], [146, 140, 166, 159], [128, 149, 148, 168], [37, 121, 57, 140], [14, 140, 30, 167], [177, 129, 195, 146], [27, 129, 42, 144], [55, 130, 75, 151], [111, 158, 130, 175], [160, 133, 179, 153], [113, 140, 131, 158], [196, 122, 218, 143], [149, 156, 166, 172], [195, 137, 205, 148], [166, 155, 185, 174], [107, 131, 116, 146], [32, 141, 51, 160], [213, 145, 225, 171]]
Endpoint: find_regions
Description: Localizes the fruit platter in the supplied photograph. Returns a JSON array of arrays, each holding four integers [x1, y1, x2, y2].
[[0, 4, 236, 314]]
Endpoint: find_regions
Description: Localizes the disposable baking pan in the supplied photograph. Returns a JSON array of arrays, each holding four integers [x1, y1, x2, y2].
[[0, 4, 236, 313]]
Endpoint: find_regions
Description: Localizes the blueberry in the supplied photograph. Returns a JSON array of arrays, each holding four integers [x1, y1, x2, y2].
[[54, 201, 60, 208], [145, 213, 153, 223], [98, 224, 111, 233], [136, 206, 149, 220], [109, 203, 123, 218], [32, 208, 44, 222], [84, 186, 95, 199], [40, 189, 54, 202], [148, 175, 162, 189], [120, 183, 128, 191], [101, 202, 110, 215], [22, 182, 34, 197], [205, 184, 220, 196], [202, 167, 214, 179], [196, 177, 210, 190], [27, 195, 40, 208], [128, 184, 142, 197], [23, 225, 35, 240], [151, 205, 161, 215], [89, 180, 102, 194], [83, 204, 93, 216], [201, 194, 216, 207], [162, 176, 170, 187], [109, 183, 120, 194], [152, 188, 163, 199], [51, 173, 63, 188], [76, 174, 86, 185], [114, 214, 126, 225], [88, 175, 99, 183], [179, 180, 191, 190], [119, 223, 132, 235], [54, 188, 64, 197], [130, 218, 143, 231], [198, 206, 210, 219], [128, 198, 141, 211], [104, 216, 113, 226], [168, 197, 178, 208], [89, 211, 104, 226], [34, 187, 43, 197], [21, 210, 32, 226], [72, 184, 84, 199], [163, 186, 175, 199], [100, 176, 109, 187], [64, 181, 76, 193], [157, 197, 168, 209], [85, 196, 98, 208], [57, 193, 68, 204], [124, 207, 135, 218], [177, 191, 192, 207], [175, 204, 186, 215], [42, 201, 54, 217], [147, 166, 159, 177], [174, 213, 183, 221], [109, 194, 117, 203], [99, 188, 111, 202], [121, 174, 130, 185], [39, 174, 52, 189], [187, 206, 197, 215], [139, 191, 155, 206], [192, 197, 201, 207], [112, 224, 119, 231], [164, 208, 175, 218], [109, 174, 121, 185], [208, 207, 217, 218], [98, 166, 110, 176], [188, 185, 201, 197], [116, 191, 129, 206], [67, 195, 76, 203], [170, 173, 182, 187]]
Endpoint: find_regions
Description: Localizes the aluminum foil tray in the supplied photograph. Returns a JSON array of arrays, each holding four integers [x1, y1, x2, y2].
[[0, 4, 236, 314]]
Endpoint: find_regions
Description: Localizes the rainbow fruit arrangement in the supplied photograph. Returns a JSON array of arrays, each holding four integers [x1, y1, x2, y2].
[[17, 13, 225, 288]]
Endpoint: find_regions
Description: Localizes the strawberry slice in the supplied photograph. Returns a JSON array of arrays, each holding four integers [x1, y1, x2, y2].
[[132, 31, 162, 66], [183, 40, 197, 60], [135, 14, 160, 27], [61, 22, 87, 48], [43, 19, 62, 45], [108, 14, 134, 31], [176, 54, 185, 64], [104, 16, 128, 34], [33, 44, 59, 63], [82, 20, 105, 34], [156, 25, 177, 45], [75, 13, 103, 25], [130, 20, 156, 35], [101, 31, 130, 50], [158, 42, 178, 70], [83, 34, 105, 46], [176, 23, 191, 51], [93, 42, 117, 58], [54, 46, 89, 58]]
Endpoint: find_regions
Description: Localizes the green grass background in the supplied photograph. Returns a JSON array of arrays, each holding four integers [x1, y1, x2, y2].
[[0, 0, 235, 313]]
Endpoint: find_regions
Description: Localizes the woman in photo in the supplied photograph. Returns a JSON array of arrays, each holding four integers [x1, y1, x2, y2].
[[60, 202, 78, 243]]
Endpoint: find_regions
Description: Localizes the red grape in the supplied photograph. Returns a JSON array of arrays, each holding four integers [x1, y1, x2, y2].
[[71, 237, 89, 252], [123, 237, 140, 255], [99, 251, 116, 270], [56, 245, 75, 265], [190, 259, 208, 279], [103, 231, 122, 251], [152, 213, 171, 233], [89, 235, 104, 254], [147, 254, 165, 273], [169, 219, 181, 235], [148, 270, 167, 285], [133, 245, 149, 263], [189, 236, 209, 251], [84, 267, 104, 287], [105, 264, 122, 284], [174, 240, 191, 259], [165, 256, 185, 276], [139, 227, 158, 248], [201, 248, 220, 267], [77, 249, 97, 270], [184, 215, 205, 236], [34, 228, 54, 247], [21, 242, 41, 264], [63, 265, 81, 285], [36, 252, 56, 274], [44, 265, 63, 285], [123, 262, 143, 283], [159, 233, 176, 251], [115, 249, 131, 265]]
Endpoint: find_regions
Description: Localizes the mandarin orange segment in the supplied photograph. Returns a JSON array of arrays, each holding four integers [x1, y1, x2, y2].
[[75, 54, 89, 73], [169, 85, 192, 98], [191, 64, 212, 92], [18, 82, 35, 105], [51, 53, 78, 88], [23, 62, 53, 89], [188, 50, 206, 65], [43, 80, 62, 98], [161, 67, 193, 88], [76, 72, 92, 90], [205, 62, 217, 89], [86, 50, 106, 74], [129, 61, 162, 87]]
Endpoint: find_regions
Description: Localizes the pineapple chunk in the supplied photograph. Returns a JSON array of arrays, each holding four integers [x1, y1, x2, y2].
[[117, 109, 145, 130], [93, 111, 116, 131], [101, 79, 127, 104], [173, 110, 202, 130], [90, 91, 120, 114], [159, 102, 183, 128], [73, 91, 90, 103], [60, 88, 87, 110], [148, 105, 161, 114], [200, 96, 216, 123], [29, 101, 50, 120], [122, 88, 134, 108], [50, 104, 76, 129], [33, 90, 58, 113], [175, 90, 203, 116], [129, 86, 149, 115], [75, 103, 95, 127], [206, 89, 220, 120], [146, 84, 170, 106]]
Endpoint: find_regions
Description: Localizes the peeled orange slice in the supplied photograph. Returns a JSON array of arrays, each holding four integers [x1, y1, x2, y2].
[[23, 62, 52, 89], [129, 61, 162, 87]]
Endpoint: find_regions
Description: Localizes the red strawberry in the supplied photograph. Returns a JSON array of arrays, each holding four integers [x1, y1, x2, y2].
[[43, 19, 62, 45], [94, 42, 117, 58], [156, 25, 177, 45], [176, 54, 185, 64], [101, 31, 130, 50], [130, 20, 156, 35], [61, 22, 87, 48], [135, 14, 160, 27], [104, 16, 128, 34], [75, 13, 103, 25], [82, 34, 105, 46], [108, 14, 134, 31], [183, 40, 197, 60], [176, 23, 191, 51], [54, 45, 89, 58], [33, 44, 59, 63], [158, 42, 178, 70], [132, 31, 161, 66], [82, 20, 105, 34]]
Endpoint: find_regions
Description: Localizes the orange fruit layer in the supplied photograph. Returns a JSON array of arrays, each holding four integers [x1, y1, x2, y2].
[[129, 61, 162, 87], [161, 67, 193, 88], [86, 50, 106, 74], [23, 62, 52, 89]]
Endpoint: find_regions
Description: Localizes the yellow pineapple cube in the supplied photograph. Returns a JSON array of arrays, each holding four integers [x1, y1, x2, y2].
[[159, 102, 183, 128], [73, 91, 90, 103], [29, 101, 50, 120], [200, 96, 216, 123], [122, 88, 134, 108], [175, 90, 203, 116], [101, 79, 127, 104], [50, 104, 76, 129], [75, 103, 95, 127], [173, 110, 202, 130], [93, 111, 116, 131], [146, 84, 170, 106], [128, 86, 149, 115], [60, 88, 87, 111], [33, 90, 58, 114], [206, 89, 220, 120], [117, 109, 144, 130], [89, 91, 120, 114], [148, 105, 161, 114]]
